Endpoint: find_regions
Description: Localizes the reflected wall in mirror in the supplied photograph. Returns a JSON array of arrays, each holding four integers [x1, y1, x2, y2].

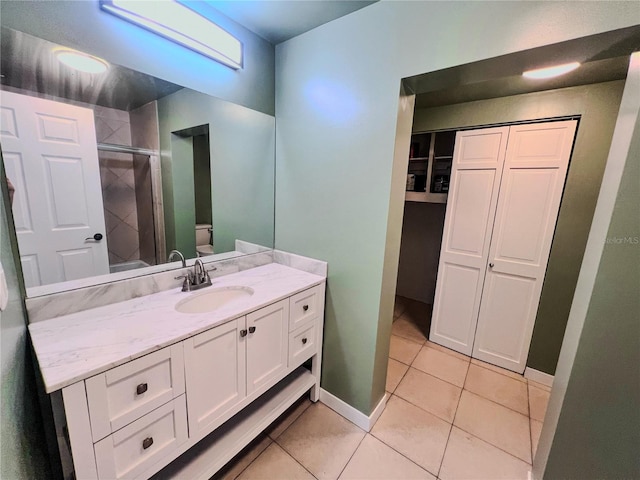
[[0, 27, 275, 296]]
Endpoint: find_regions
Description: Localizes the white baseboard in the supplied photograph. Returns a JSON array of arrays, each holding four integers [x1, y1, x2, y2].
[[524, 367, 554, 387], [319, 389, 388, 432]]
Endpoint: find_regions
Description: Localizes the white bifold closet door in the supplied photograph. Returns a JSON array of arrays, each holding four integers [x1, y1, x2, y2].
[[429, 126, 510, 356], [430, 120, 577, 373]]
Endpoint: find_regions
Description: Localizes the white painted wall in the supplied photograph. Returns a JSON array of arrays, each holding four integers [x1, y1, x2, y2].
[[274, 1, 640, 414]]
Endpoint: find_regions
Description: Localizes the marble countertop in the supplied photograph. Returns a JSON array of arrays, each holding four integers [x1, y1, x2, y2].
[[29, 263, 325, 393]]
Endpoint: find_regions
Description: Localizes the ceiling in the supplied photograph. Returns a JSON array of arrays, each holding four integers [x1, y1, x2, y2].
[[411, 25, 640, 109], [205, 0, 378, 44], [0, 27, 184, 111]]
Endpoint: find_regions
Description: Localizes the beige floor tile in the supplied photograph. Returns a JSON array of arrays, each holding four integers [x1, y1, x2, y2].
[[527, 379, 552, 392], [236, 443, 314, 480], [339, 434, 435, 480], [412, 346, 469, 387], [423, 340, 470, 362], [464, 364, 529, 415], [470, 358, 526, 382], [266, 397, 312, 440], [439, 427, 531, 480], [395, 368, 462, 423], [391, 315, 428, 344], [528, 384, 550, 422], [389, 335, 422, 365], [386, 358, 409, 393], [213, 434, 272, 480], [394, 296, 408, 319], [276, 402, 365, 479], [454, 390, 531, 463], [530, 419, 543, 459], [371, 395, 450, 476]]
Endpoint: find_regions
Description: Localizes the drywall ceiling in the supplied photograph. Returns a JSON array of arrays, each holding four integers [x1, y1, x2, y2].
[[0, 27, 183, 111], [205, 0, 378, 44], [411, 25, 640, 108]]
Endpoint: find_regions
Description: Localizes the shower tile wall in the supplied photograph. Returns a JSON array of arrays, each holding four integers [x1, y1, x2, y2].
[[94, 106, 141, 266]]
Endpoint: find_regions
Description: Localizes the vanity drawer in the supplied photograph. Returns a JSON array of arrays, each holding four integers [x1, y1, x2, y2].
[[86, 344, 185, 442], [94, 395, 188, 480], [289, 322, 317, 367], [289, 285, 321, 331]]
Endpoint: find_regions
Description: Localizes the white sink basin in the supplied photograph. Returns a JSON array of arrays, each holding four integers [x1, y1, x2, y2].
[[175, 286, 254, 314]]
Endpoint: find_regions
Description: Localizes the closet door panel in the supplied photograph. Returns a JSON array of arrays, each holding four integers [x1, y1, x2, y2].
[[473, 120, 578, 372], [430, 126, 509, 355], [473, 272, 538, 367]]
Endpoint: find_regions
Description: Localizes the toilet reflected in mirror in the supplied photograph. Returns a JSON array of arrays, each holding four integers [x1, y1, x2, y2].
[[196, 224, 213, 257]]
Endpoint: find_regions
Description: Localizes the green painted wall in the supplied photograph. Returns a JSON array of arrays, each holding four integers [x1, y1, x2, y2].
[[543, 89, 640, 480], [157, 88, 275, 257], [0, 0, 275, 115], [412, 80, 625, 375], [275, 1, 639, 415], [193, 134, 213, 226], [0, 163, 51, 478]]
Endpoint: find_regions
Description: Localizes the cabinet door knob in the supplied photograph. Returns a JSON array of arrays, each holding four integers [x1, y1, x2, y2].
[[240, 329, 247, 338], [489, 263, 495, 268], [302, 337, 308, 345], [302, 305, 309, 312], [142, 437, 154, 450], [136, 383, 148, 395], [248, 326, 256, 334]]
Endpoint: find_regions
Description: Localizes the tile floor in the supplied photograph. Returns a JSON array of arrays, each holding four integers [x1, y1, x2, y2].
[[213, 296, 551, 480]]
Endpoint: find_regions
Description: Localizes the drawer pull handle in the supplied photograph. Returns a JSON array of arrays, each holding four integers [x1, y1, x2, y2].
[[142, 437, 154, 450], [240, 329, 247, 338], [303, 305, 309, 312], [136, 383, 148, 395], [302, 337, 308, 345], [249, 326, 256, 334]]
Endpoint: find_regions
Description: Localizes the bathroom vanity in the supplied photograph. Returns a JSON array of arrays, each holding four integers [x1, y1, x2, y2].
[[28, 262, 326, 480]]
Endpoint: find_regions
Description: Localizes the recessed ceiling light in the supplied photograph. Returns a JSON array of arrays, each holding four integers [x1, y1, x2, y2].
[[55, 49, 109, 74], [523, 62, 580, 79]]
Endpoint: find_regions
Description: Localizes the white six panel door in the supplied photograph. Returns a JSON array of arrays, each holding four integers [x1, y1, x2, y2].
[[473, 120, 577, 372], [429, 127, 509, 355], [0, 90, 109, 287]]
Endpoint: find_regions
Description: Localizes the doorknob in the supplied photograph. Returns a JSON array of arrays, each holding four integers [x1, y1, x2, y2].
[[85, 233, 103, 241]]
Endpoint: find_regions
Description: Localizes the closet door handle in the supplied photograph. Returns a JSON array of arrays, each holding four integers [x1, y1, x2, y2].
[[489, 263, 495, 268]]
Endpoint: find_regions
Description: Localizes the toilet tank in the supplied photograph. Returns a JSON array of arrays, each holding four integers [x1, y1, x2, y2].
[[195, 224, 212, 245]]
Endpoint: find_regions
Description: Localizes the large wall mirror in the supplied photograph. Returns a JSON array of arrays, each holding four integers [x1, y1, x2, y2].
[[0, 27, 275, 297]]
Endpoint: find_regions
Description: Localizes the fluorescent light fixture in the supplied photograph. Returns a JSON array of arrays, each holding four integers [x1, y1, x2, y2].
[[523, 62, 580, 79], [100, 0, 243, 70], [55, 49, 109, 74]]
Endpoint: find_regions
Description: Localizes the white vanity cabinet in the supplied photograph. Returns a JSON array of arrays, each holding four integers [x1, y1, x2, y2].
[[53, 282, 325, 480], [183, 300, 289, 438]]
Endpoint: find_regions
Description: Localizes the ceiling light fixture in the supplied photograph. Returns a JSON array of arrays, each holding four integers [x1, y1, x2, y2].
[[100, 0, 243, 70], [55, 49, 110, 74], [523, 62, 581, 79]]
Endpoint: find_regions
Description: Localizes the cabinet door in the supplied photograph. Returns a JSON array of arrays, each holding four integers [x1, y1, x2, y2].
[[184, 318, 246, 436], [246, 300, 289, 396], [430, 127, 509, 355], [473, 120, 577, 372]]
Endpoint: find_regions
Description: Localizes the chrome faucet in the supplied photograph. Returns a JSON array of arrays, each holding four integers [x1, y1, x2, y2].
[[174, 257, 214, 292], [167, 250, 186, 268]]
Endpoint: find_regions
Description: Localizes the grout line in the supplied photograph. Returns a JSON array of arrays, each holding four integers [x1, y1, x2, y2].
[[267, 398, 312, 441], [272, 442, 319, 480], [437, 351, 472, 478], [470, 359, 527, 384], [461, 388, 530, 419], [387, 358, 411, 394], [227, 437, 273, 480], [335, 431, 368, 479], [369, 429, 441, 478], [452, 424, 533, 467], [392, 384, 457, 425]]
